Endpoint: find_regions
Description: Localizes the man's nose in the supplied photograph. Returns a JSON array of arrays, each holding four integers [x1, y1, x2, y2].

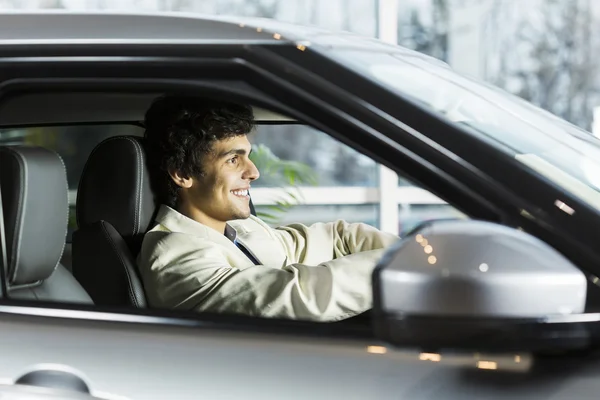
[[244, 159, 260, 181]]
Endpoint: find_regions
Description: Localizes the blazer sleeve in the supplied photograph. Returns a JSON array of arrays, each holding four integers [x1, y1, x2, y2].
[[139, 230, 390, 322], [273, 220, 399, 263]]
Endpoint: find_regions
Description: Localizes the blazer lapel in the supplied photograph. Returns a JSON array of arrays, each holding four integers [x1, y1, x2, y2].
[[154, 205, 248, 262], [154, 205, 285, 268]]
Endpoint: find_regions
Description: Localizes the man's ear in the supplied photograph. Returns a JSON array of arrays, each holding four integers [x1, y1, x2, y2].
[[168, 168, 193, 189]]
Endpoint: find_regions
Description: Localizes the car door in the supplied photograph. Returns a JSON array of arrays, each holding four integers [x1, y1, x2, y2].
[[0, 305, 436, 399]]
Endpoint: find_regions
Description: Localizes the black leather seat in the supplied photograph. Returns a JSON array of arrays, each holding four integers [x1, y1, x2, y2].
[[72, 134, 258, 308], [0, 146, 92, 303], [72, 136, 155, 308]]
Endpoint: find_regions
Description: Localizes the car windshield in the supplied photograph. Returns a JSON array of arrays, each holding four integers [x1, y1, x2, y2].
[[334, 50, 600, 212]]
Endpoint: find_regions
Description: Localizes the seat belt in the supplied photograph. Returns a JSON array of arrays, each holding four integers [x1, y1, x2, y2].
[[234, 239, 260, 265]]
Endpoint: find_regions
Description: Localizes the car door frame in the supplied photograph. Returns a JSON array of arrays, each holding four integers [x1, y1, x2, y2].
[[0, 40, 543, 335]]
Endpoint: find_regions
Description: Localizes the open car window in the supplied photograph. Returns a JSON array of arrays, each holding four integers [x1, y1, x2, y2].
[[0, 119, 466, 322]]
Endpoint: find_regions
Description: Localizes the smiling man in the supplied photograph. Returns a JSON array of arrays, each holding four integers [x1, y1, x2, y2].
[[138, 95, 399, 322]]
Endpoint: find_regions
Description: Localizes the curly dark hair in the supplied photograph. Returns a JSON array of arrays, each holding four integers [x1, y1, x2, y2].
[[143, 95, 255, 208]]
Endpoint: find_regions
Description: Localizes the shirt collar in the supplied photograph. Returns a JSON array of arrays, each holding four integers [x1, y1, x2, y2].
[[224, 224, 237, 243], [154, 204, 239, 244]]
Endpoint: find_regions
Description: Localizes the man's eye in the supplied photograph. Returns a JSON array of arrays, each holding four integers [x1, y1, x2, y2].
[[227, 156, 238, 165]]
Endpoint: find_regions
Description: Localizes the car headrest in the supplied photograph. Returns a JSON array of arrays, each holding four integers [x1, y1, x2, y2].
[[76, 136, 157, 248], [0, 146, 69, 285]]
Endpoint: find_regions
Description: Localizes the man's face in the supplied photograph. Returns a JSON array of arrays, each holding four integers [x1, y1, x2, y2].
[[178, 135, 260, 226]]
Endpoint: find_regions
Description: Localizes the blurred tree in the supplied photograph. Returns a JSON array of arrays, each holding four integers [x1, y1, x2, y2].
[[493, 0, 598, 130], [249, 143, 318, 224], [398, 0, 449, 61], [39, 0, 65, 7], [332, 146, 373, 186], [205, 0, 279, 17], [399, 0, 599, 131], [157, 0, 193, 11], [241, 0, 279, 17]]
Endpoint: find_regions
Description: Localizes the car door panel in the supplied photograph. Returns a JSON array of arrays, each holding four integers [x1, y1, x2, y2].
[[0, 310, 441, 400], [4, 309, 600, 399]]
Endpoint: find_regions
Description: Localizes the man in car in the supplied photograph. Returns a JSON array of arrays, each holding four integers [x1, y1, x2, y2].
[[138, 95, 399, 322]]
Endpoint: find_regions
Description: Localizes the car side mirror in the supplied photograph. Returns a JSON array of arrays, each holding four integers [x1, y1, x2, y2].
[[372, 220, 588, 351]]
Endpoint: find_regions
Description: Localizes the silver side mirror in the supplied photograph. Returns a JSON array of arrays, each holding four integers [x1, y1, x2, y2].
[[373, 220, 588, 351]]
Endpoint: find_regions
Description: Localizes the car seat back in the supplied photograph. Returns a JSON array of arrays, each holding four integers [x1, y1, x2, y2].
[[73, 136, 154, 307], [0, 145, 92, 304]]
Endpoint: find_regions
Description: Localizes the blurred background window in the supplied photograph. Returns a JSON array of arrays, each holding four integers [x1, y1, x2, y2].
[[248, 124, 466, 233]]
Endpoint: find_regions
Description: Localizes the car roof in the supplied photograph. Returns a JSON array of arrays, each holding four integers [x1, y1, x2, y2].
[[0, 11, 440, 126], [0, 10, 407, 53], [0, 11, 330, 44]]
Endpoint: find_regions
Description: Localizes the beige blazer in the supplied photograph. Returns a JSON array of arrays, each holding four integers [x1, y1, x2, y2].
[[138, 205, 399, 322]]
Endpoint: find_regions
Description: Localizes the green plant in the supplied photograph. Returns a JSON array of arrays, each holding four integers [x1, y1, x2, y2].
[[249, 144, 318, 225]]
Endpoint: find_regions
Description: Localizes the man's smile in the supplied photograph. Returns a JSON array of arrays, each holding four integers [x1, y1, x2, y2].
[[231, 189, 249, 198]]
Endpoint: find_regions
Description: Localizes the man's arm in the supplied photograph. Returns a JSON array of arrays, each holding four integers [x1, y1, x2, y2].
[[274, 220, 399, 263], [140, 231, 387, 322]]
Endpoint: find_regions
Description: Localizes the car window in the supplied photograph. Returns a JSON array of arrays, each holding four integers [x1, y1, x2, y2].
[[0, 121, 466, 321], [248, 124, 466, 234]]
